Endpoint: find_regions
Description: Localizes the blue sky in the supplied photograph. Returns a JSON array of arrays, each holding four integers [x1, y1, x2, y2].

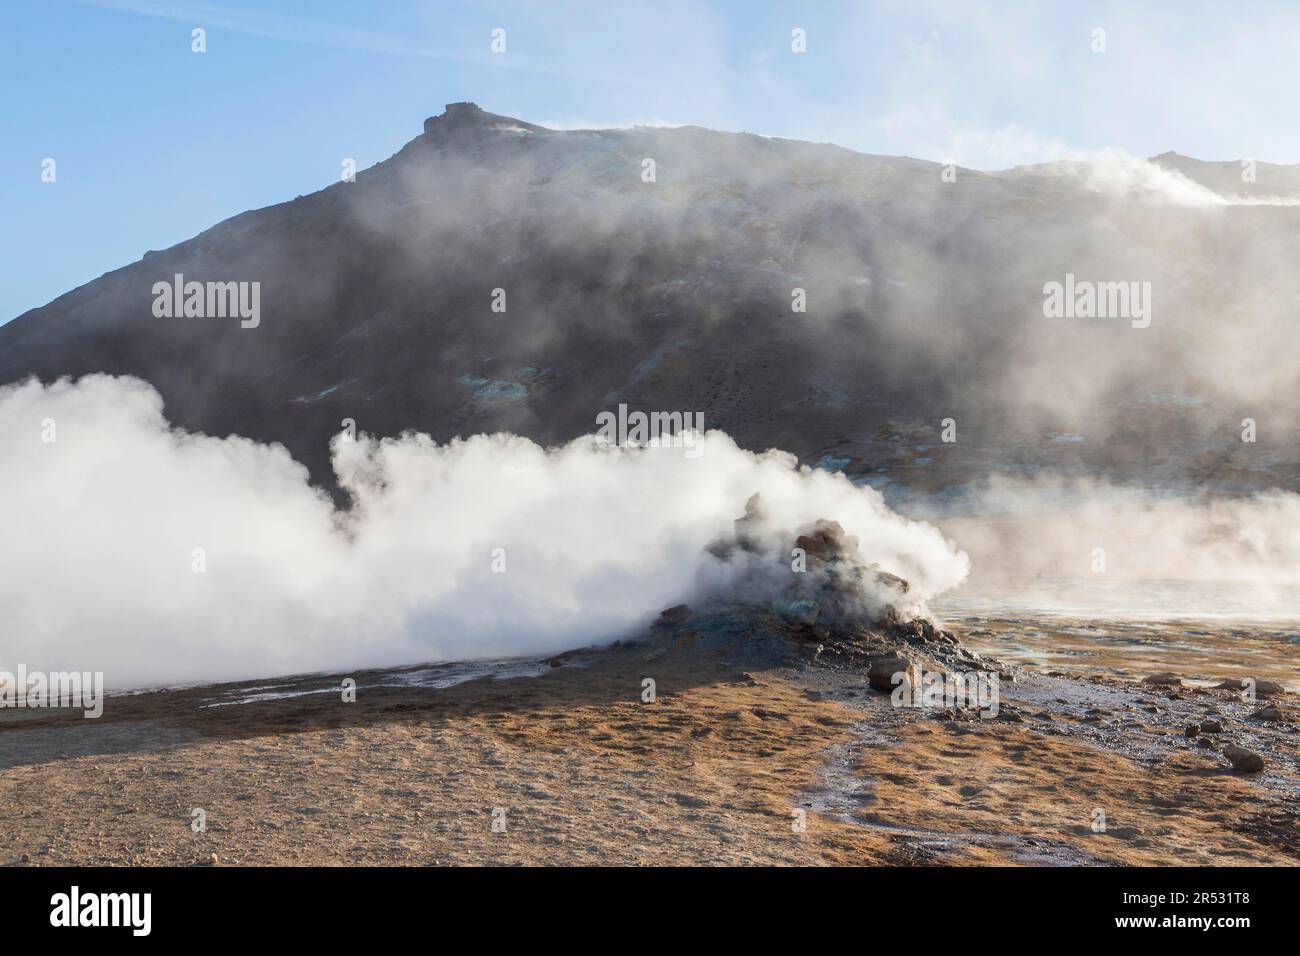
[[3, 0, 1299, 322]]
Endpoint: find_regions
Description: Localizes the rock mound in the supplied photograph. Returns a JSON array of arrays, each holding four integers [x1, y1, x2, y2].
[[631, 495, 1002, 681]]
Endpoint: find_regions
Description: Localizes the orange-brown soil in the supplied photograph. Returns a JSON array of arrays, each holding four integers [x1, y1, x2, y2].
[[2, 618, 1296, 866]]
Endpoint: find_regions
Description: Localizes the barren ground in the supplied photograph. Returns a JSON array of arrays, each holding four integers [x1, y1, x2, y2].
[[2, 616, 1296, 867]]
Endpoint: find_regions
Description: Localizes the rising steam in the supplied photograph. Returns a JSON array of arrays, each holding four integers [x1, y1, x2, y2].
[[0, 375, 969, 688], [928, 474, 1300, 620]]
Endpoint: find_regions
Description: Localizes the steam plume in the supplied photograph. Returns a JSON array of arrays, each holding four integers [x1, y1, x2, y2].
[[1, 375, 968, 688]]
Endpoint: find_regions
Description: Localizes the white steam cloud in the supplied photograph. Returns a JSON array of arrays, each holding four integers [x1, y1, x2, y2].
[[1009, 155, 1300, 207], [930, 475, 1300, 620], [0, 375, 969, 688]]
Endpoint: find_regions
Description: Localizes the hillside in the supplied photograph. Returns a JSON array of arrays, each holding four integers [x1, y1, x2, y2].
[[3, 103, 1298, 498]]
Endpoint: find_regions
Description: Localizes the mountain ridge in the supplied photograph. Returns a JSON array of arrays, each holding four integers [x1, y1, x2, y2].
[[4, 103, 1299, 501]]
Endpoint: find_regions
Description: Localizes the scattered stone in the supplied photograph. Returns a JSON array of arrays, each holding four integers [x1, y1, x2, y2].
[[888, 616, 957, 647], [20, 853, 30, 863], [1196, 737, 1214, 749], [1214, 678, 1248, 690], [1215, 677, 1286, 696], [1222, 745, 1265, 773], [1199, 720, 1223, 734], [672, 793, 709, 808], [867, 655, 917, 691], [1142, 673, 1183, 687], [1184, 724, 1199, 738], [1250, 706, 1285, 722]]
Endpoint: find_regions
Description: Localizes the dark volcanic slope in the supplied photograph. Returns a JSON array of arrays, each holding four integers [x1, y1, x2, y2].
[[4, 103, 1299, 495]]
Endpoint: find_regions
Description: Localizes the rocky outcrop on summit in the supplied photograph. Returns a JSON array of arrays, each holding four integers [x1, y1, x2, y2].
[[423, 101, 550, 138]]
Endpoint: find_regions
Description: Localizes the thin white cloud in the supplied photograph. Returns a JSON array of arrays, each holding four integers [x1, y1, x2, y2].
[[75, 0, 635, 85]]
